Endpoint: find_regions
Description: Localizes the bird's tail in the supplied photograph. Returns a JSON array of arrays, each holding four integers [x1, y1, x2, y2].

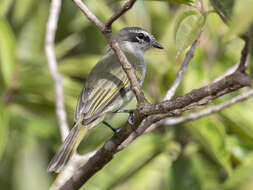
[[47, 122, 89, 173]]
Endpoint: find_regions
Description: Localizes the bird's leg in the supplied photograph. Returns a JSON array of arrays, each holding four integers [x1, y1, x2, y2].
[[113, 109, 135, 114], [128, 112, 134, 125], [103, 121, 118, 133], [114, 109, 134, 125]]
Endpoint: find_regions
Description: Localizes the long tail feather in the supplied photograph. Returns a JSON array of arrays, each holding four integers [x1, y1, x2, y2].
[[47, 123, 88, 173]]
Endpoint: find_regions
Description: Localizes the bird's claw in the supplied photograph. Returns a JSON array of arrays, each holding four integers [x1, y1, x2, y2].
[[128, 112, 134, 125]]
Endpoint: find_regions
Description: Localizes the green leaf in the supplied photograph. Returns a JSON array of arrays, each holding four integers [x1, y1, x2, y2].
[[13, 141, 51, 190], [171, 155, 202, 190], [174, 10, 206, 55], [55, 34, 81, 59], [12, 0, 35, 24], [189, 116, 232, 175], [0, 17, 16, 88], [229, 0, 253, 35], [221, 102, 253, 144], [209, 0, 235, 23], [59, 55, 100, 78], [17, 0, 48, 62], [0, 0, 13, 16], [0, 105, 9, 161], [223, 154, 253, 190]]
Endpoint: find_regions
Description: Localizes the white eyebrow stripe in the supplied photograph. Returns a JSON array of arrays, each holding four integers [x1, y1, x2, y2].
[[128, 29, 155, 41]]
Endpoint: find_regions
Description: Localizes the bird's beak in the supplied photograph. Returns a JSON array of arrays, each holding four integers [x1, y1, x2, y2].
[[152, 41, 164, 49]]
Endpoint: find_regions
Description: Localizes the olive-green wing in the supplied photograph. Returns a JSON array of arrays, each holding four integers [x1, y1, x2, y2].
[[75, 64, 130, 125], [74, 52, 144, 125]]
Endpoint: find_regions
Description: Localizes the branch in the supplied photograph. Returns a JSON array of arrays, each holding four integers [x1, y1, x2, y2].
[[164, 33, 201, 101], [45, 0, 69, 141], [105, 0, 136, 28], [61, 71, 250, 190], [237, 35, 250, 72], [3, 69, 17, 105], [145, 88, 253, 133], [141, 71, 250, 115], [195, 0, 205, 13], [117, 71, 251, 151], [72, 0, 104, 31]]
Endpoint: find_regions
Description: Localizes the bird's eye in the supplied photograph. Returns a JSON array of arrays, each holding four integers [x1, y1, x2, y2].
[[137, 33, 145, 39]]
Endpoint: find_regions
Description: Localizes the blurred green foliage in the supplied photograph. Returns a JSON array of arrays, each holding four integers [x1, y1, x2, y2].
[[0, 0, 253, 189]]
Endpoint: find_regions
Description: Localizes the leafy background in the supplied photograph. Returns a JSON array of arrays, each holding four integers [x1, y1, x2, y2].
[[1, 0, 253, 189]]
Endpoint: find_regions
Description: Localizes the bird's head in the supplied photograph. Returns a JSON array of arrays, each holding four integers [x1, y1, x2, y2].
[[114, 27, 163, 52]]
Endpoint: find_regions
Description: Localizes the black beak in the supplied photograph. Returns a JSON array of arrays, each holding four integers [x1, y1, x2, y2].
[[152, 41, 164, 49]]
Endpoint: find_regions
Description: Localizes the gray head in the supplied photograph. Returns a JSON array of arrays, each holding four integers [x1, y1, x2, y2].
[[114, 27, 163, 52]]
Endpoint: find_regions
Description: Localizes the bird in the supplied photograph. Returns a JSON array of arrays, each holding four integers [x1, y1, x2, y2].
[[47, 26, 163, 173]]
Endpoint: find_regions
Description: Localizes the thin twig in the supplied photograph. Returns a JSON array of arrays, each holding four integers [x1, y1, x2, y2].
[[164, 33, 201, 101], [72, 0, 104, 31], [196, 0, 205, 13], [3, 69, 17, 105], [105, 0, 136, 28], [45, 0, 69, 141], [237, 35, 250, 72]]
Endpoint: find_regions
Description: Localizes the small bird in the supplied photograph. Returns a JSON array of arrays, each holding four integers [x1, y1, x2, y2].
[[48, 27, 163, 172]]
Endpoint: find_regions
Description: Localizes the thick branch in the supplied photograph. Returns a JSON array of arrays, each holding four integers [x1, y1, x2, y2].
[[141, 71, 250, 115], [117, 72, 251, 151], [146, 88, 253, 133], [45, 0, 69, 141]]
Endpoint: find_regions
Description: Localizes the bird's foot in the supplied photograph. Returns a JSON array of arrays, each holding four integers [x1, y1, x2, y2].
[[128, 112, 134, 125], [103, 121, 119, 133], [113, 109, 135, 114]]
